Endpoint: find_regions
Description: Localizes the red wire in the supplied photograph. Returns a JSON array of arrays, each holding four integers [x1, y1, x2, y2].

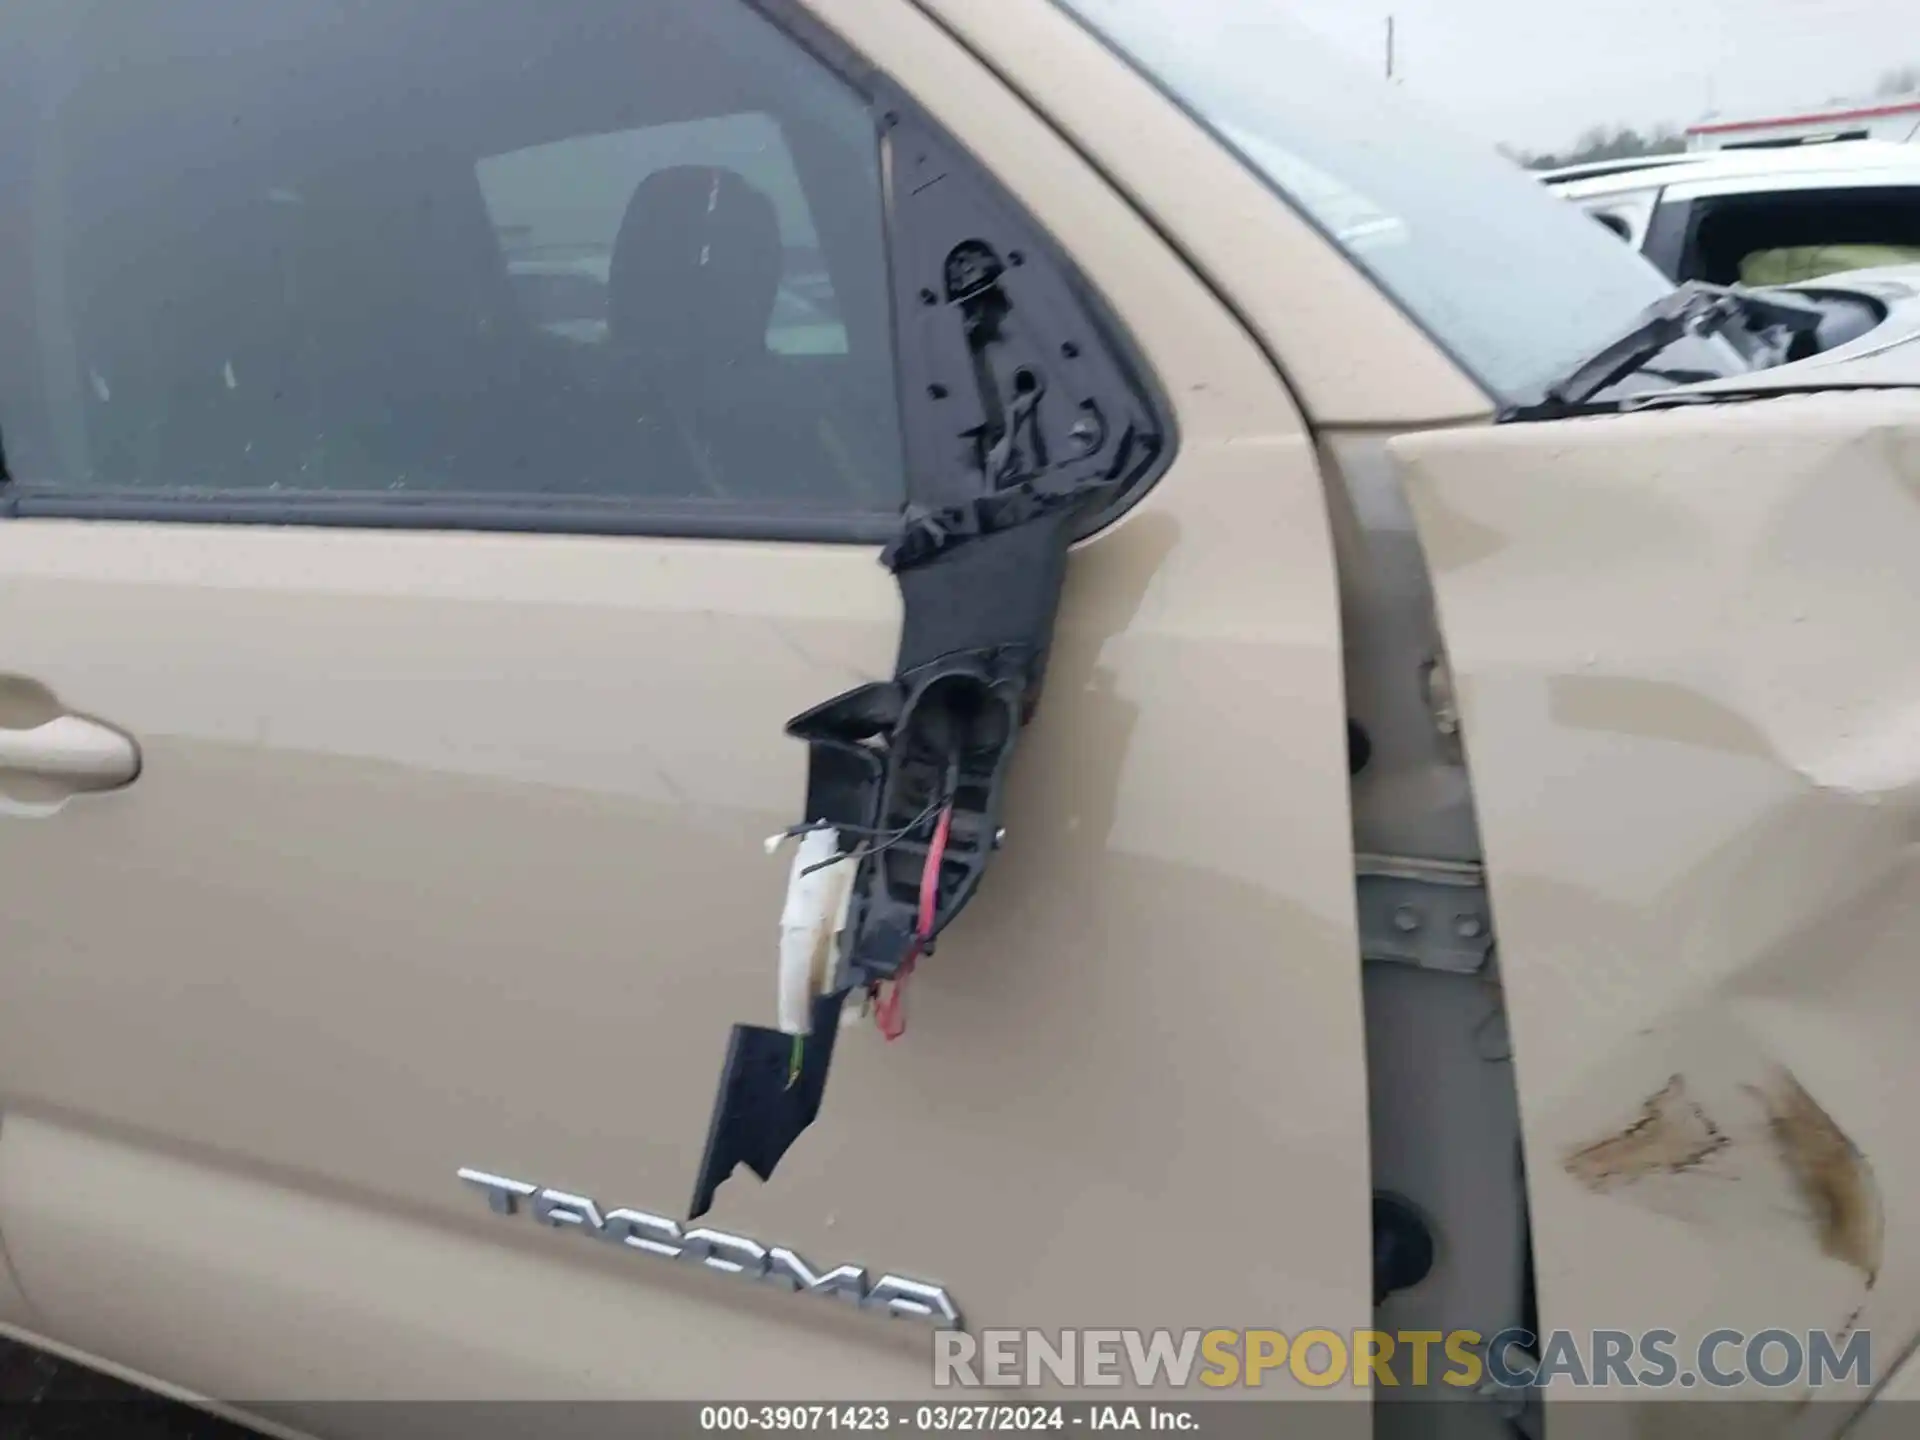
[[874, 801, 952, 1041], [916, 804, 952, 942]]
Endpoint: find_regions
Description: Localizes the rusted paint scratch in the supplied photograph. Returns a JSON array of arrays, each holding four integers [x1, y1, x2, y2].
[[1564, 1067, 1884, 1286], [1750, 1069, 1884, 1286], [1563, 1075, 1730, 1190]]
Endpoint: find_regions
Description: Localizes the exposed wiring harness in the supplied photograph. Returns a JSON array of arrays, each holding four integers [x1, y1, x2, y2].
[[775, 792, 950, 878]]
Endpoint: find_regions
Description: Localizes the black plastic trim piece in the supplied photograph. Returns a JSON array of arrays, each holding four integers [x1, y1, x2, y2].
[[1371, 1192, 1436, 1304], [691, 990, 847, 1220], [875, 82, 1175, 527]]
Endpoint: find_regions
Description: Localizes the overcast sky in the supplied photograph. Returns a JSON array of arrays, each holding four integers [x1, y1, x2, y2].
[[1283, 0, 1914, 152]]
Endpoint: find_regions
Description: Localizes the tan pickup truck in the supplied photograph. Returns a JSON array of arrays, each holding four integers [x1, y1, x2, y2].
[[0, 1, 1917, 1438]]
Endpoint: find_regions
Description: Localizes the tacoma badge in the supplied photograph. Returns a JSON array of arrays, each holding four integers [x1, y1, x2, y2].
[[457, 1169, 961, 1328]]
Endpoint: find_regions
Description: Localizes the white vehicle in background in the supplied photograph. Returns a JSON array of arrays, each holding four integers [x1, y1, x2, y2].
[[1541, 140, 1920, 285]]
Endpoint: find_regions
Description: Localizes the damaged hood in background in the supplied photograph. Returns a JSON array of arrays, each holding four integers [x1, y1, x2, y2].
[[1393, 387, 1920, 1432], [1671, 264, 1920, 398]]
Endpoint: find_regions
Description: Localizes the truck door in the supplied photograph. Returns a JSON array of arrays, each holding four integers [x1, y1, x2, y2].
[[0, 0, 1370, 1412]]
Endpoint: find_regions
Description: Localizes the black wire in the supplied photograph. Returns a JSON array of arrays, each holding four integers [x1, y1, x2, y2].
[[793, 753, 964, 879], [795, 792, 944, 877], [783, 792, 939, 846]]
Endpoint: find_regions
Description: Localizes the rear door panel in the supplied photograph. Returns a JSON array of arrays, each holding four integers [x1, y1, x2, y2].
[[0, 0, 1370, 1406]]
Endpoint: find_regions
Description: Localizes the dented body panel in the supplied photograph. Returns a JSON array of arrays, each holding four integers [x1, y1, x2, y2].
[[1398, 390, 1920, 1425]]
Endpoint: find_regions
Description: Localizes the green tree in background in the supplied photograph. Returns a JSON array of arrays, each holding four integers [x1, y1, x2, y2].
[[1873, 65, 1919, 97], [1507, 124, 1688, 171]]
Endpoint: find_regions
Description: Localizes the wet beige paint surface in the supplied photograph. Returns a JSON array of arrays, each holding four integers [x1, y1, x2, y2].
[[1401, 390, 1920, 1430]]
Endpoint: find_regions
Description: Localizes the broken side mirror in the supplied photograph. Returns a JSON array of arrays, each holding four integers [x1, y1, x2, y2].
[[688, 94, 1168, 1221]]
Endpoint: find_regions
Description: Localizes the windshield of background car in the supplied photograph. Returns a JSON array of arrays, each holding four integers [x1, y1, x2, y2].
[[1051, 0, 1677, 405]]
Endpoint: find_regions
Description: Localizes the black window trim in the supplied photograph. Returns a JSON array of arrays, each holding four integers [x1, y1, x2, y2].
[[0, 485, 901, 543], [0, 0, 1174, 544]]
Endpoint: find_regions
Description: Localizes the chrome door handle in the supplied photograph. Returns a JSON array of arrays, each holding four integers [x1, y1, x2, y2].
[[0, 715, 140, 792]]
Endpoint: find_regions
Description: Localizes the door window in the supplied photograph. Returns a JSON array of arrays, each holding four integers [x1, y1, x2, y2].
[[478, 114, 851, 359], [0, 0, 903, 525]]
